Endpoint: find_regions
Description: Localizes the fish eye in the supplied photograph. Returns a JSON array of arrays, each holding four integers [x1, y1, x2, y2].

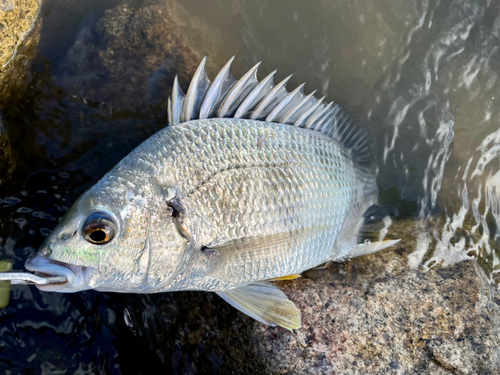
[[82, 212, 116, 245]]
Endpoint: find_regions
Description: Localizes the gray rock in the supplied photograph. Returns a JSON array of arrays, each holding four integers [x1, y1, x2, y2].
[[56, 0, 203, 116], [256, 254, 500, 374]]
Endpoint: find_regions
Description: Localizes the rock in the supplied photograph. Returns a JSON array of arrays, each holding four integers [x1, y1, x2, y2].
[[0, 0, 42, 183], [119, 219, 500, 374], [0, 0, 42, 107], [0, 110, 12, 184], [257, 255, 500, 374], [55, 0, 203, 117]]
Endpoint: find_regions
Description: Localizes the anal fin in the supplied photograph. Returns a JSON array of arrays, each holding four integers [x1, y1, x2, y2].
[[217, 281, 301, 331], [268, 274, 301, 281], [349, 204, 401, 258], [206, 228, 327, 278]]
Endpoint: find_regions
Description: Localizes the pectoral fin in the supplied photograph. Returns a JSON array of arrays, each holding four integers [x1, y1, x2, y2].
[[217, 281, 301, 331], [207, 227, 330, 278], [209, 230, 310, 255]]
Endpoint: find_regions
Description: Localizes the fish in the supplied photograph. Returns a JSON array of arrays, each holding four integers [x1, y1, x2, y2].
[[25, 56, 399, 330]]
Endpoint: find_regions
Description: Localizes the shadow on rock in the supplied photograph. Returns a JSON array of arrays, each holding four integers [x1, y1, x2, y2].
[[54, 0, 203, 118]]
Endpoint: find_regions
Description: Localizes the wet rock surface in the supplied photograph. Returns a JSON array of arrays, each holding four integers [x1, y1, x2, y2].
[[117, 221, 500, 374], [0, 111, 12, 184], [55, 0, 203, 116]]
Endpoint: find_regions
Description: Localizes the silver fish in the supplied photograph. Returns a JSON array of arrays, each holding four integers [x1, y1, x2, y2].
[[25, 57, 399, 330]]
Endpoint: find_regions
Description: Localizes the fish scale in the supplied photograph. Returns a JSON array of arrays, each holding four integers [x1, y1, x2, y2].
[[22, 57, 400, 330], [147, 119, 355, 288]]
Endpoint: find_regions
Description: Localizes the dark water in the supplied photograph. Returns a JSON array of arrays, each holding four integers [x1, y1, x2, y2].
[[1, 0, 500, 373]]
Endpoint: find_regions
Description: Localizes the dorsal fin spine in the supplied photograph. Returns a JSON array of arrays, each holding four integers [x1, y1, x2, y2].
[[167, 97, 173, 125], [281, 89, 317, 125], [182, 56, 211, 122], [218, 61, 262, 118], [306, 101, 333, 130], [234, 69, 277, 119], [250, 74, 293, 120], [171, 75, 185, 125], [265, 82, 306, 122], [294, 96, 325, 128], [199, 56, 237, 119]]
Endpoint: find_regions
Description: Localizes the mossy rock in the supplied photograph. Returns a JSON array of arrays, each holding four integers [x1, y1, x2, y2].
[[0, 0, 42, 183], [0, 0, 42, 106]]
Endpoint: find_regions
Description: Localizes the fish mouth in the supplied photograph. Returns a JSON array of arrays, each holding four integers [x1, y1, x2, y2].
[[25, 254, 92, 292]]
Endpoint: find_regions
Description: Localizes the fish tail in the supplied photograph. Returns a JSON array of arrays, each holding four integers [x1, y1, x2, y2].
[[335, 203, 401, 261]]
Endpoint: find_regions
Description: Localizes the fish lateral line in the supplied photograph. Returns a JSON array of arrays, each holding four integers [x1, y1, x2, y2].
[[181, 155, 346, 200]]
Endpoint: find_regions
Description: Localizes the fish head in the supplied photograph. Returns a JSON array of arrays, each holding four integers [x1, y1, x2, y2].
[[25, 171, 180, 293]]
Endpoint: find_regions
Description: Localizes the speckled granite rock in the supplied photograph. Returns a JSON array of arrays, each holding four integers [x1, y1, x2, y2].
[[119, 220, 500, 374], [257, 255, 500, 374], [55, 0, 203, 116], [0, 0, 42, 183]]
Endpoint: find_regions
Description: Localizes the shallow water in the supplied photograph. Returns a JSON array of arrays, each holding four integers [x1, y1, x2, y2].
[[1, 0, 500, 373]]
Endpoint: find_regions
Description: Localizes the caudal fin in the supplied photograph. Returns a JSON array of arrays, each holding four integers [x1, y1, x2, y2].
[[351, 204, 401, 258], [351, 239, 401, 258]]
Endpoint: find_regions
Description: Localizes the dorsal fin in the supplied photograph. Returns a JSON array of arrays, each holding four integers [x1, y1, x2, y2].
[[168, 57, 371, 165]]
